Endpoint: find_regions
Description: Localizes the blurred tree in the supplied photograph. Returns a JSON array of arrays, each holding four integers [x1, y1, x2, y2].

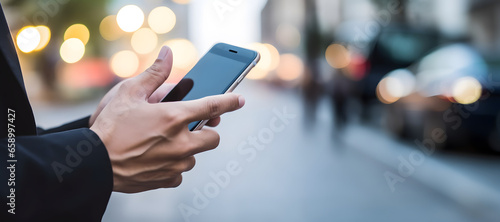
[[5, 0, 109, 55], [4, 0, 110, 99]]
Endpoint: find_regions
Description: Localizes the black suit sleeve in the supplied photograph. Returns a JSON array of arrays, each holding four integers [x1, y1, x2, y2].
[[1, 128, 113, 222], [37, 116, 91, 135]]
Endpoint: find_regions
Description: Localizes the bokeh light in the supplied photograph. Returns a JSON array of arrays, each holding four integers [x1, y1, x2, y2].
[[172, 0, 191, 4], [452, 76, 482, 104], [64, 24, 90, 45], [16, 26, 41, 53], [385, 77, 406, 99], [148, 6, 176, 34], [246, 68, 268, 80], [246, 43, 280, 80], [276, 54, 304, 81], [385, 69, 416, 98], [117, 5, 144, 33], [34, 26, 51, 51], [110, 50, 140, 78], [377, 77, 401, 104], [131, 28, 158, 54], [276, 24, 301, 49], [246, 43, 269, 80], [325, 44, 351, 69], [60, 38, 85, 64], [100, 15, 123, 41], [252, 43, 279, 71], [264, 44, 280, 71], [163, 38, 198, 70]]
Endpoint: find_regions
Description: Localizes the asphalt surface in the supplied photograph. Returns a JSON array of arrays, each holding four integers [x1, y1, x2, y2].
[[33, 81, 500, 222]]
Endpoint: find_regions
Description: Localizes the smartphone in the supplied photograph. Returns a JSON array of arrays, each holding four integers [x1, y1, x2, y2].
[[161, 43, 260, 131]]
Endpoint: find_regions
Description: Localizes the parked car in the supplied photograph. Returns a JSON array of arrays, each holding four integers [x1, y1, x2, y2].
[[356, 26, 441, 121], [379, 43, 500, 152]]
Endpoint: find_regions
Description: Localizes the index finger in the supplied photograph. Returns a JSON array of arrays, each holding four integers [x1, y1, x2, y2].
[[177, 94, 245, 124]]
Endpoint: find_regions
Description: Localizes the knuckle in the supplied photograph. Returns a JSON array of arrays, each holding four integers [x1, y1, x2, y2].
[[182, 156, 196, 172], [145, 65, 165, 84], [195, 130, 220, 151], [166, 170, 181, 180], [171, 176, 183, 188], [147, 60, 164, 75], [175, 134, 194, 158], [206, 99, 222, 119], [180, 144, 195, 158], [211, 132, 221, 148]]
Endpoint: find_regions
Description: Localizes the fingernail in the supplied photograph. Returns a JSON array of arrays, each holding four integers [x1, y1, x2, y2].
[[158, 46, 169, 59], [238, 95, 245, 108]]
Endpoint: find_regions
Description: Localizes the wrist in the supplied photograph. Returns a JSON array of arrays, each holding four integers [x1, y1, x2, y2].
[[90, 123, 108, 149]]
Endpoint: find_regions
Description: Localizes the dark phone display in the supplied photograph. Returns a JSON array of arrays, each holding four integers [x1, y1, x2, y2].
[[162, 51, 252, 130]]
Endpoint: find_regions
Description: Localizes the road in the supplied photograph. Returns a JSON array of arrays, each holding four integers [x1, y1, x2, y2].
[[33, 81, 500, 222]]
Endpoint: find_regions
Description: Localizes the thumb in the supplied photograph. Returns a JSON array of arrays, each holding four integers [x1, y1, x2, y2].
[[131, 46, 173, 100]]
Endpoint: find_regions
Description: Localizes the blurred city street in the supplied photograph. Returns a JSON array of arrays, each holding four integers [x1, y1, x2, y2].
[[34, 81, 500, 222], [5, 0, 500, 221]]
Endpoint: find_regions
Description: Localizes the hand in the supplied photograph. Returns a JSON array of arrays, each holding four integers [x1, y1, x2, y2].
[[90, 81, 222, 128], [89, 76, 174, 127], [90, 46, 245, 193], [89, 56, 223, 128]]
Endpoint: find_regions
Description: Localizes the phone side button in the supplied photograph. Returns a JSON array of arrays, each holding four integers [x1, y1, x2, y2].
[[236, 76, 244, 84], [227, 78, 243, 93]]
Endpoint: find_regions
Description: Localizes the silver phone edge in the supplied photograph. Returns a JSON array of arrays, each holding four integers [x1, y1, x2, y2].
[[192, 53, 260, 131]]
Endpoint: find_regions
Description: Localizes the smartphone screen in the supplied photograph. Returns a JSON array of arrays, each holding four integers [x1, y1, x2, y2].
[[162, 43, 259, 131]]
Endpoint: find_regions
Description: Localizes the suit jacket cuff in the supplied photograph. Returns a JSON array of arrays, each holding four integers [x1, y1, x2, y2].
[[3, 128, 113, 221], [37, 116, 91, 135]]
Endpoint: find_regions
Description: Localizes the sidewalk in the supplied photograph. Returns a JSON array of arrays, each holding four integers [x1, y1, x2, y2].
[[30, 81, 500, 222], [343, 123, 500, 221], [100, 82, 500, 222]]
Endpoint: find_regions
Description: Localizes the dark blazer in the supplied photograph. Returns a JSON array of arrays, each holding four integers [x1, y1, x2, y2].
[[0, 4, 113, 222]]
